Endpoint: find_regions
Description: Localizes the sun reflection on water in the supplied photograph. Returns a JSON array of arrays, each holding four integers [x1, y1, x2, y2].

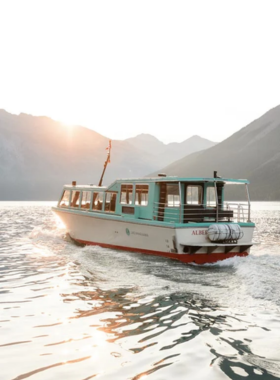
[[1, 203, 280, 379]]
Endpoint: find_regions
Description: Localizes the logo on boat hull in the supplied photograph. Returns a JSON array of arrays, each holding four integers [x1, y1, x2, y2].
[[126, 228, 130, 236]]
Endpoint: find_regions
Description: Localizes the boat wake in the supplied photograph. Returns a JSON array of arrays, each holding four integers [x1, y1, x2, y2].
[[60, 239, 280, 314], [29, 225, 67, 246], [27, 214, 280, 313]]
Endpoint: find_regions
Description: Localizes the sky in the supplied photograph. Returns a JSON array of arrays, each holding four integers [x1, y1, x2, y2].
[[0, 0, 280, 144]]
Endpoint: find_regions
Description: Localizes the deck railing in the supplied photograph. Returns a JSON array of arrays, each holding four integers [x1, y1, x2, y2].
[[224, 203, 250, 223], [153, 202, 180, 223], [153, 202, 250, 223]]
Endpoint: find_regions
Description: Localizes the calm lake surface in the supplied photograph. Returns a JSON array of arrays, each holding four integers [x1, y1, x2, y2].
[[1, 202, 280, 380]]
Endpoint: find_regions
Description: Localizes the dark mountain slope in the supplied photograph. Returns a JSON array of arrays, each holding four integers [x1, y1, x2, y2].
[[155, 105, 280, 200]]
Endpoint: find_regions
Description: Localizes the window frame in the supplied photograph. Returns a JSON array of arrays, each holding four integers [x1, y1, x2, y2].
[[206, 186, 217, 208], [186, 185, 203, 205], [135, 184, 149, 207], [70, 189, 81, 208], [59, 189, 71, 208], [92, 192, 104, 211], [81, 190, 92, 209], [166, 183, 180, 208], [105, 191, 117, 213], [120, 184, 133, 205]]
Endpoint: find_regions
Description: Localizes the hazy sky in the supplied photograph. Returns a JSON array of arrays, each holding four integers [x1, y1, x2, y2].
[[1, 1, 280, 143]]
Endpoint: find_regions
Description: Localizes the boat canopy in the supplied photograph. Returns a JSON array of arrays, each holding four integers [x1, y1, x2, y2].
[[108, 176, 250, 187]]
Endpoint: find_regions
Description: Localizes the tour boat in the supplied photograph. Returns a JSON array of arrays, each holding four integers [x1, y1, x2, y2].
[[52, 143, 255, 265]]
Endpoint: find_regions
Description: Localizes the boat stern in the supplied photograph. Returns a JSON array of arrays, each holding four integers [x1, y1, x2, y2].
[[174, 222, 255, 263]]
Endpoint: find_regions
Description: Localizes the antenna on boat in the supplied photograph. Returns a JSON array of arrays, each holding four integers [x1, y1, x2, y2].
[[98, 140, 112, 187]]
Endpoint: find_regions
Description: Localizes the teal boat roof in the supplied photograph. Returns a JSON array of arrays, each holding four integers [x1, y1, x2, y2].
[[63, 176, 249, 191], [110, 176, 250, 185]]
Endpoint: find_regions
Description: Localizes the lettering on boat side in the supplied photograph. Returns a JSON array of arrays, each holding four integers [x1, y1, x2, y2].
[[125, 228, 148, 237], [131, 231, 149, 237], [192, 230, 207, 236]]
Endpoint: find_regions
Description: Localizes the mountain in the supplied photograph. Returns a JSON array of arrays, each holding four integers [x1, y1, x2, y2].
[[154, 105, 280, 200], [0, 110, 159, 200], [125, 134, 217, 167], [125, 134, 166, 155], [0, 110, 215, 200], [5, 105, 279, 201]]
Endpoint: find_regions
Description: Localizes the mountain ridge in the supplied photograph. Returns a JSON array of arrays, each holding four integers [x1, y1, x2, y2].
[[125, 133, 217, 166], [0, 109, 215, 200], [153, 105, 280, 200], [2, 106, 280, 200]]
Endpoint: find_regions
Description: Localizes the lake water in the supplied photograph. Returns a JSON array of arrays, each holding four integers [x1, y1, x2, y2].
[[1, 202, 280, 380]]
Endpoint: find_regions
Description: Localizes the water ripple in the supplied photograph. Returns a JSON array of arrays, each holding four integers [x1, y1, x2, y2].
[[1, 202, 280, 379]]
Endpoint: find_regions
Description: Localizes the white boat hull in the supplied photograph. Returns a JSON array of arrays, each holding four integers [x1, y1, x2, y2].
[[53, 208, 254, 265]]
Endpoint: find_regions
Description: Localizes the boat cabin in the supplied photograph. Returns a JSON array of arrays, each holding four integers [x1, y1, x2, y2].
[[57, 175, 251, 224]]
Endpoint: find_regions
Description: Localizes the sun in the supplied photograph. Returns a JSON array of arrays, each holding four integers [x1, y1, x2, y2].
[[60, 122, 76, 129]]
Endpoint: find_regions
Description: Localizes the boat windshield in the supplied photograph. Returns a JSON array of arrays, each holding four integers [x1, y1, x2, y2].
[[59, 190, 71, 207]]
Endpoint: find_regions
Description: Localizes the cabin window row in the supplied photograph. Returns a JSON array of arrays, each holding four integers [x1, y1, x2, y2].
[[120, 184, 149, 206], [58, 185, 150, 211], [59, 190, 117, 212], [161, 184, 205, 207], [186, 185, 217, 206], [160, 184, 219, 207]]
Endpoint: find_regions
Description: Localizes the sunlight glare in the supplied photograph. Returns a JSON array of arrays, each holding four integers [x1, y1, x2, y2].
[[54, 213, 66, 230], [60, 122, 75, 129]]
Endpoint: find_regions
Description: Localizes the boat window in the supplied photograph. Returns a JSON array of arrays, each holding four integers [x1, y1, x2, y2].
[[186, 185, 203, 205], [59, 190, 71, 207], [71, 190, 81, 207], [92, 192, 103, 210], [120, 184, 133, 204], [105, 192, 117, 212], [166, 183, 180, 207], [206, 187, 216, 207], [135, 185, 149, 206], [81, 191, 92, 209]]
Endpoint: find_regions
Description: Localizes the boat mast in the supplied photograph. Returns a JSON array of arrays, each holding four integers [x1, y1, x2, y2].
[[98, 140, 111, 187]]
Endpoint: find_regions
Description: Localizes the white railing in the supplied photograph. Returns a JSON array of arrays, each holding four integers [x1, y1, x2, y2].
[[224, 203, 250, 223], [153, 202, 250, 223]]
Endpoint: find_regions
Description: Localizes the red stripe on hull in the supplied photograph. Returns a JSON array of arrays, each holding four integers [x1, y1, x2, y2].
[[72, 237, 248, 265]]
